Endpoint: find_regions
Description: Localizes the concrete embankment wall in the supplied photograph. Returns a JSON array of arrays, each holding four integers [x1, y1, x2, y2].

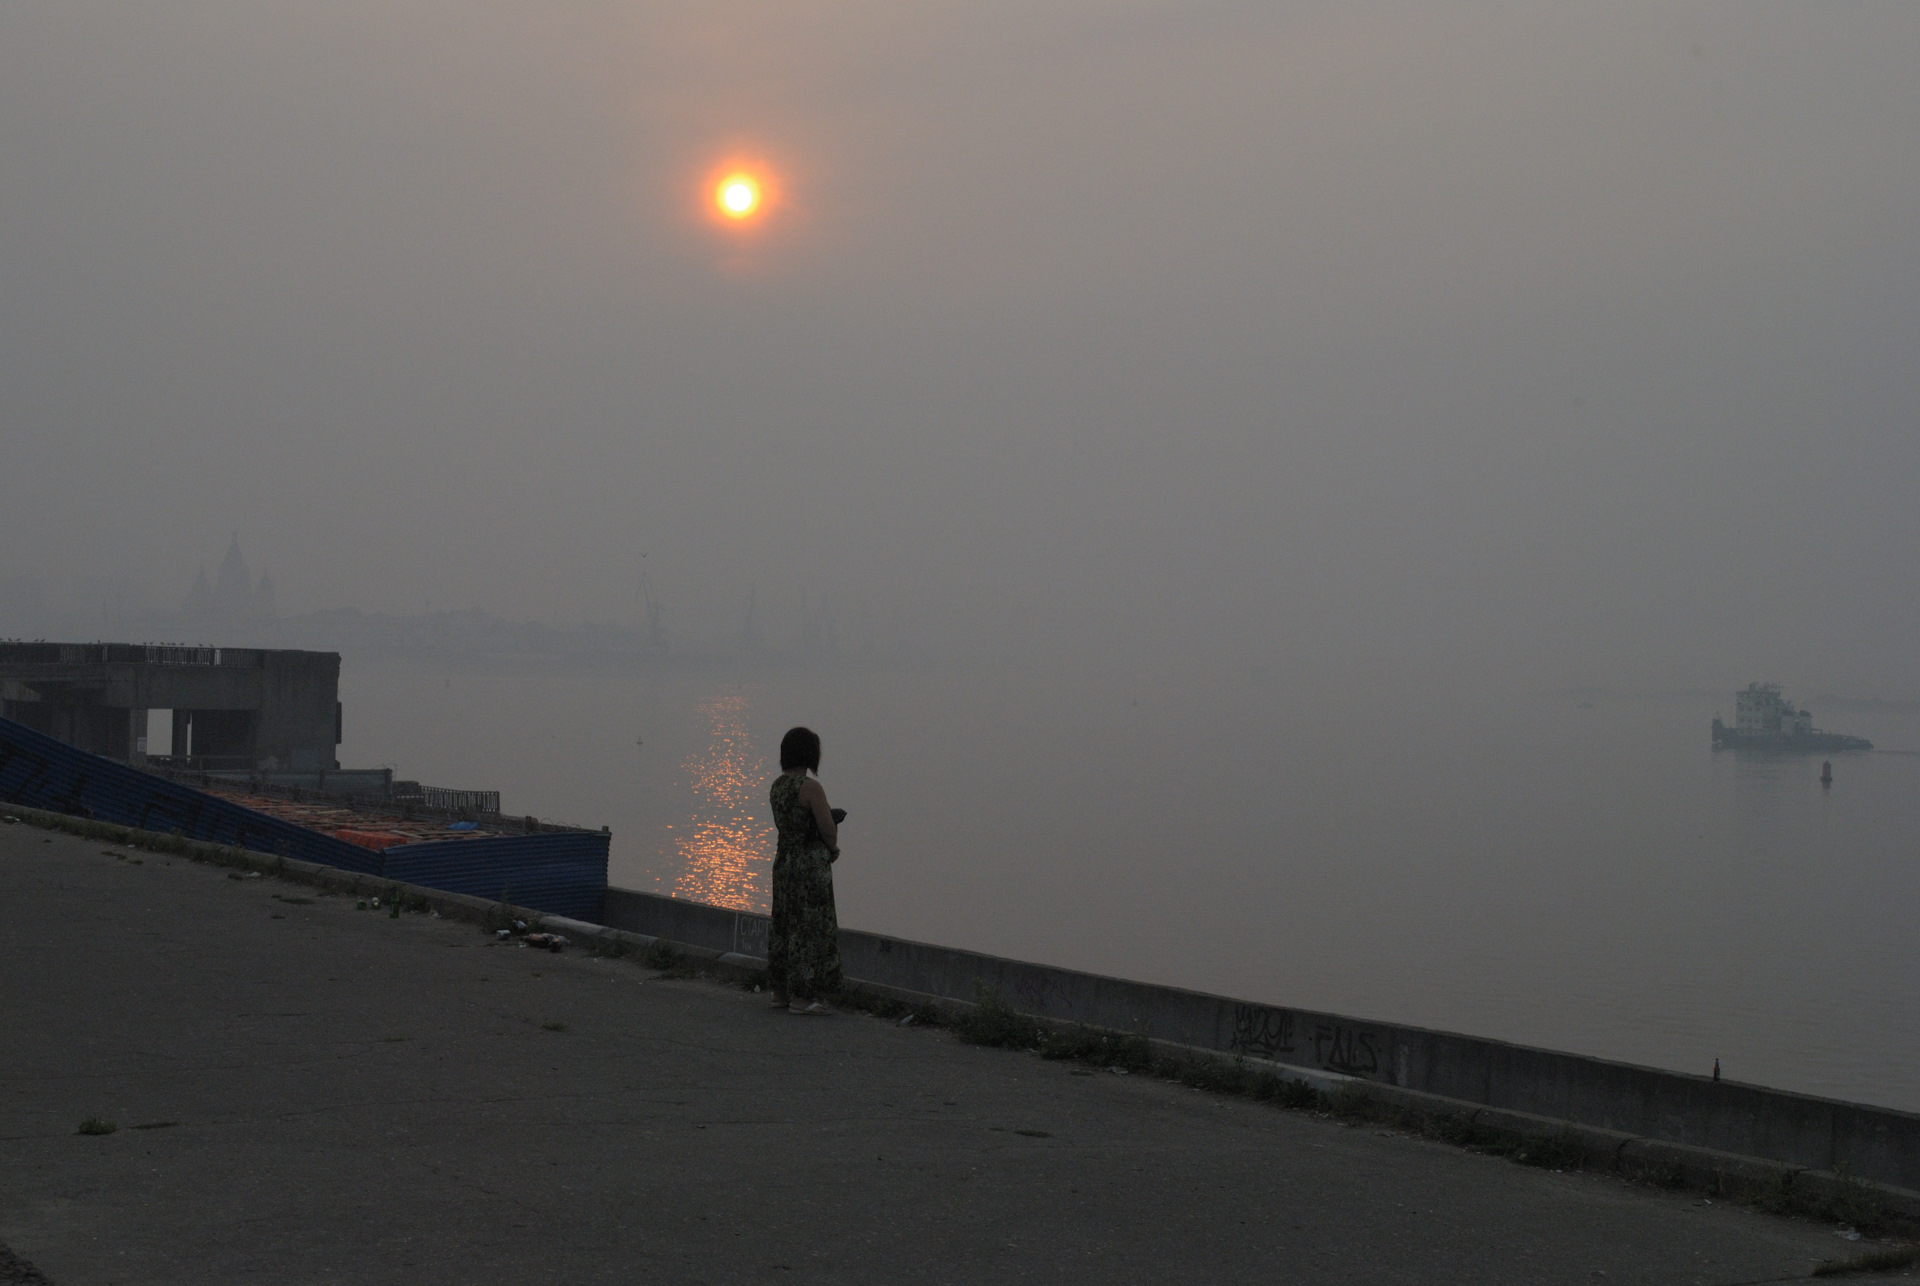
[[601, 887, 1920, 1195]]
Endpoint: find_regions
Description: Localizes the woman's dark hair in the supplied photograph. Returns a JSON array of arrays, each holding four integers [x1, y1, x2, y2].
[[779, 726, 821, 773]]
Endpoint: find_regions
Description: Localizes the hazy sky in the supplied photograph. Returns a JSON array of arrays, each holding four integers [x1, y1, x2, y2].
[[3, 2, 1916, 691]]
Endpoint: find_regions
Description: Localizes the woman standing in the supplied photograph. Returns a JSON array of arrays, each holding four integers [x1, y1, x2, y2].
[[767, 726, 842, 1015]]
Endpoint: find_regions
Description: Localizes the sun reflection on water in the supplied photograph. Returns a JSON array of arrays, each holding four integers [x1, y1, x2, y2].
[[670, 694, 773, 911]]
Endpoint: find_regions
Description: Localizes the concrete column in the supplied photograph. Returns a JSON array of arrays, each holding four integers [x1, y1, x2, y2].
[[172, 709, 193, 761]]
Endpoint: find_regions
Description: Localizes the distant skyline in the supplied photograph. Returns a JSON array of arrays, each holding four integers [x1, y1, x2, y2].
[[2, 3, 1917, 694]]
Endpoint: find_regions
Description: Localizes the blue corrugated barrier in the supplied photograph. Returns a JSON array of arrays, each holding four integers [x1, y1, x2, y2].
[[0, 715, 606, 919], [385, 833, 606, 921]]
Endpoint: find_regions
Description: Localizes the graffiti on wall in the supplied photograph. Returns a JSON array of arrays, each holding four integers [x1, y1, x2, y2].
[[1230, 1004, 1295, 1059], [732, 913, 770, 957], [1312, 1023, 1381, 1076], [1227, 1004, 1392, 1080]]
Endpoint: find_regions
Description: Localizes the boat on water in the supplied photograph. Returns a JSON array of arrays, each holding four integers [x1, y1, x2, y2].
[[1711, 682, 1872, 753]]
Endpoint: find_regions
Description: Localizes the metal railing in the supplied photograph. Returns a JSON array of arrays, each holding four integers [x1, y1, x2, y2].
[[0, 643, 264, 667], [394, 784, 502, 815]]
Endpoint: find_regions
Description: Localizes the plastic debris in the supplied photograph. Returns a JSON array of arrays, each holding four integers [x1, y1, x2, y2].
[[495, 929, 512, 939], [898, 1015, 916, 1027], [370, 897, 381, 909], [1837, 1228, 1862, 1242], [1108, 1067, 1130, 1075], [447, 821, 479, 832], [3, 816, 17, 824], [244, 871, 262, 879], [525, 933, 568, 953], [513, 919, 527, 931]]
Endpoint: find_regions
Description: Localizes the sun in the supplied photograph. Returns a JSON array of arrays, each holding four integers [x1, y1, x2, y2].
[[697, 155, 782, 237], [715, 173, 761, 219]]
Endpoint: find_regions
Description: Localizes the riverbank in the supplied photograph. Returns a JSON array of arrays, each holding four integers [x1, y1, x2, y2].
[[0, 816, 1900, 1283]]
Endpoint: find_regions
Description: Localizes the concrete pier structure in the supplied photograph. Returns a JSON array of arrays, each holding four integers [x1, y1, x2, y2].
[[0, 642, 340, 769]]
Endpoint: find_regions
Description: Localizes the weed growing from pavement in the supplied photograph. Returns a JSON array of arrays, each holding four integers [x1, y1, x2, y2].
[[1161, 1053, 1319, 1107], [642, 941, 697, 977], [386, 885, 431, 917], [1042, 1024, 1152, 1072], [542, 1021, 570, 1032], [585, 937, 633, 961], [481, 894, 534, 937], [1811, 1245, 1919, 1276], [76, 1117, 116, 1136], [131, 1121, 179, 1130], [1647, 1160, 1689, 1190], [831, 989, 942, 1028], [951, 985, 1042, 1049], [1819, 1165, 1891, 1232], [1750, 1164, 1890, 1234], [1752, 1169, 1799, 1216]]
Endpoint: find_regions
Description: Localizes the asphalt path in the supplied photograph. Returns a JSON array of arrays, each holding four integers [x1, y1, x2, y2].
[[0, 820, 1873, 1284]]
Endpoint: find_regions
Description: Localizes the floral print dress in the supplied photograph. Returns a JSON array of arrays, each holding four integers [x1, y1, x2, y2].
[[767, 771, 842, 999]]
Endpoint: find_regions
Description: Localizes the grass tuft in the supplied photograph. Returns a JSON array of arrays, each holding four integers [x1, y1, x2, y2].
[[1509, 1129, 1586, 1170], [542, 1020, 569, 1032], [76, 1117, 116, 1136], [643, 941, 693, 975], [1040, 1025, 1152, 1071], [952, 984, 1043, 1049], [1753, 1169, 1798, 1215], [1817, 1165, 1890, 1233], [1750, 1165, 1889, 1232], [1811, 1246, 1919, 1277], [1325, 1080, 1375, 1121], [481, 893, 526, 936]]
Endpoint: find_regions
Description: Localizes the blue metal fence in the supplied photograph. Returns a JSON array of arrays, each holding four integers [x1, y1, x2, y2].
[[386, 833, 606, 921], [0, 714, 606, 919]]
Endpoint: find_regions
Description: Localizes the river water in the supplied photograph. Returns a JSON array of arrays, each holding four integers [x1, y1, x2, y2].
[[339, 658, 1920, 1112]]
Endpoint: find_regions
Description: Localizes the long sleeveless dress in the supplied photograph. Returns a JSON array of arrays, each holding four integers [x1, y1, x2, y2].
[[767, 771, 842, 999]]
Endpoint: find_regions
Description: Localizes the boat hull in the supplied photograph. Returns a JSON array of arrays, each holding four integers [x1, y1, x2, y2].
[[1711, 718, 1873, 753]]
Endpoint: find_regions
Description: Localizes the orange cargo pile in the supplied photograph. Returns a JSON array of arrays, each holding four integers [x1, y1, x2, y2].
[[332, 829, 411, 852], [191, 783, 493, 846]]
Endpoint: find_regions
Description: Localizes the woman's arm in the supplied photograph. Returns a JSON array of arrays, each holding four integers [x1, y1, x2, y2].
[[799, 778, 839, 855]]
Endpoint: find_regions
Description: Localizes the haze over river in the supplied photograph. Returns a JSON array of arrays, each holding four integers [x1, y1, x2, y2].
[[341, 659, 1920, 1113]]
